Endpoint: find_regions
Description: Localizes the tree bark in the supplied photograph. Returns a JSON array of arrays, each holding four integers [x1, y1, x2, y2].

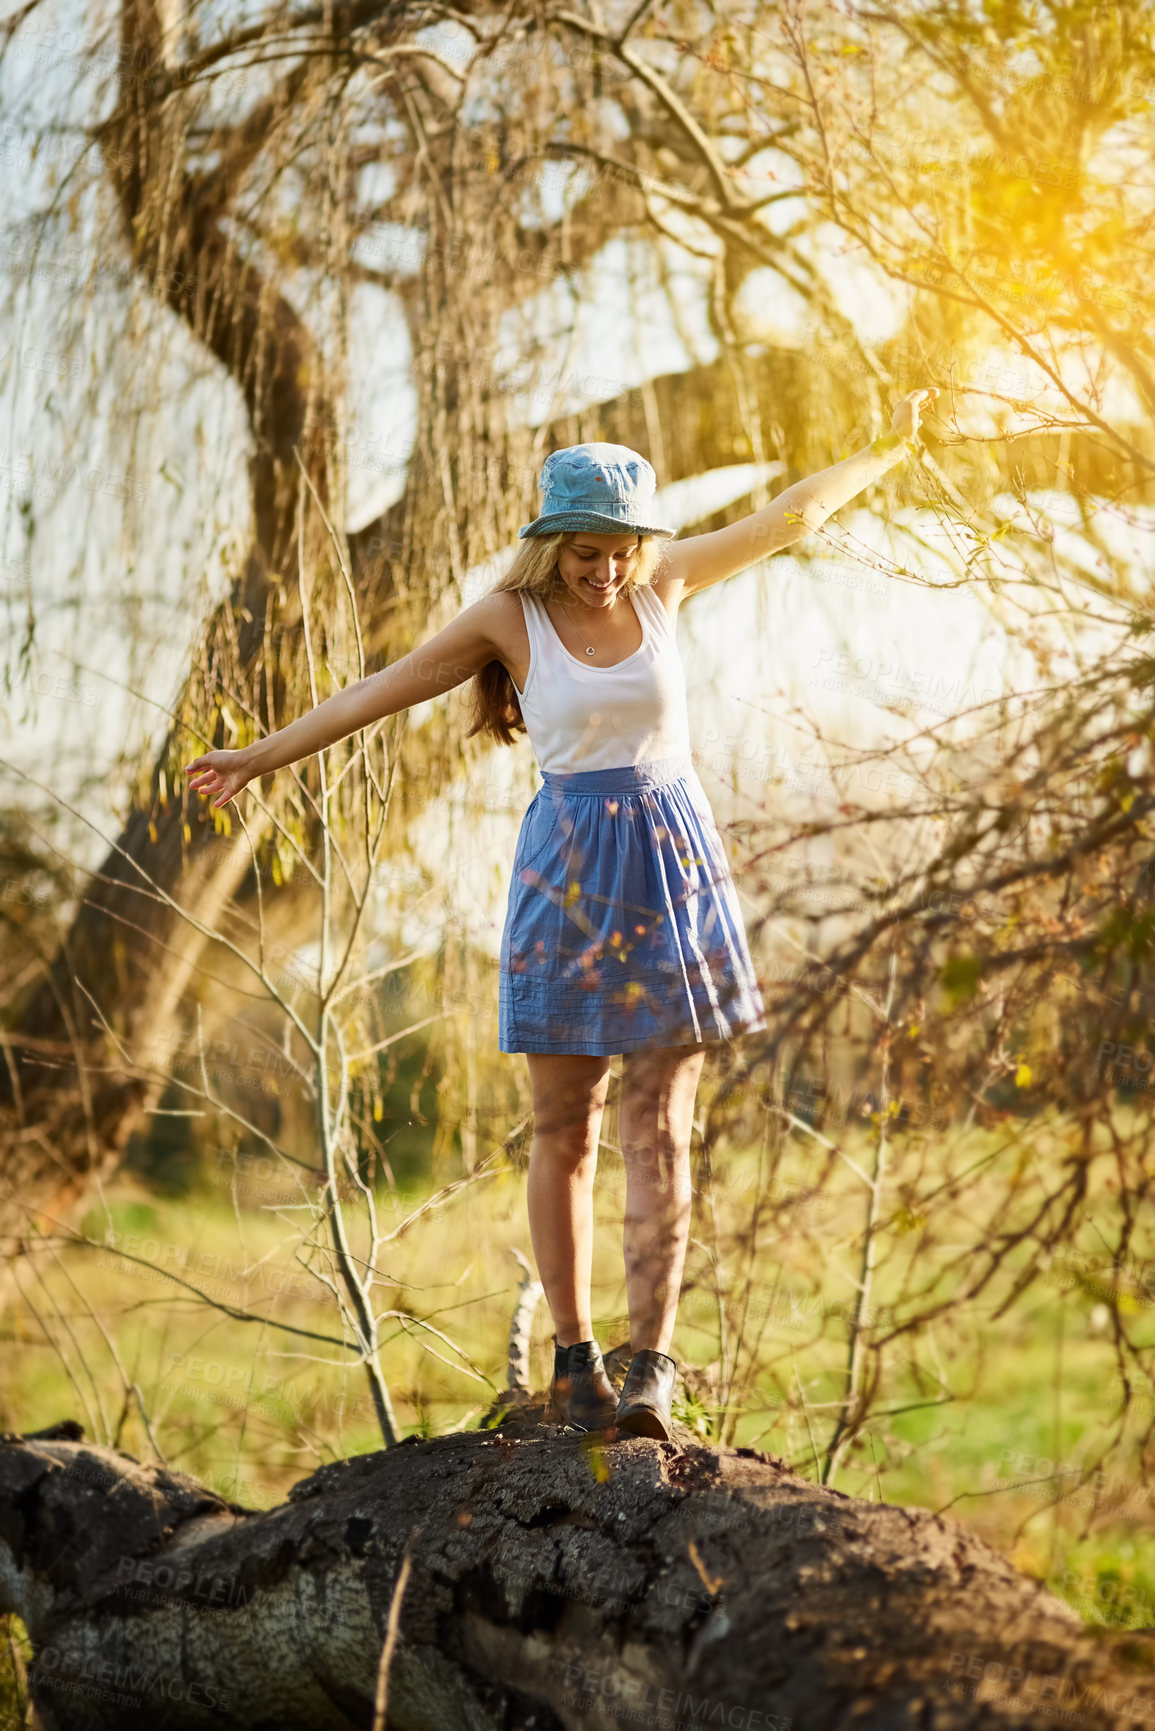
[[2, 1411, 1151, 1731]]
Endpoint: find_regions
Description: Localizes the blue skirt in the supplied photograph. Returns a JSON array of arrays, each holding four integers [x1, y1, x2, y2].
[[498, 754, 767, 1056]]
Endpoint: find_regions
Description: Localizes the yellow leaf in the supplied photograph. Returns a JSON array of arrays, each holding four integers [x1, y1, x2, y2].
[[564, 880, 581, 907], [182, 822, 191, 843], [373, 1098, 383, 1122], [1015, 1062, 1032, 1087], [148, 821, 157, 844], [584, 1442, 611, 1482]]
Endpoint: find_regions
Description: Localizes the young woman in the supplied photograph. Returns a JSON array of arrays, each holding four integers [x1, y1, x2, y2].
[[186, 389, 938, 1441]]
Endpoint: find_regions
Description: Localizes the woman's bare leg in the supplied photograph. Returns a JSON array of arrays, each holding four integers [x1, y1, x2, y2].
[[618, 1042, 707, 1355], [524, 1052, 613, 1347]]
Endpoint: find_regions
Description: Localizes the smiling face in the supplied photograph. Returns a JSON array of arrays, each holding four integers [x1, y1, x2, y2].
[[555, 530, 644, 606]]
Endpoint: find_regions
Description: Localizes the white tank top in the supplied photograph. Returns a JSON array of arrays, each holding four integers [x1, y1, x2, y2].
[[512, 582, 692, 773]]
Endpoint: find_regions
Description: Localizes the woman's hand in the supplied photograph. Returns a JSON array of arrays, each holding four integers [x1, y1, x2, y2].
[[185, 746, 259, 810], [890, 386, 939, 444]]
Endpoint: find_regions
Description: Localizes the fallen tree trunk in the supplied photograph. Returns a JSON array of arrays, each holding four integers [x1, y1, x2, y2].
[[1, 1411, 1151, 1731]]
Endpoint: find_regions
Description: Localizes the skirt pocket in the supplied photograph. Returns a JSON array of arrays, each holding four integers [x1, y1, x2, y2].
[[514, 789, 561, 876]]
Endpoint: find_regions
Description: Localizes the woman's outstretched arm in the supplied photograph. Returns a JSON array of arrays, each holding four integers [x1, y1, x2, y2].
[[185, 591, 513, 809], [662, 387, 939, 599]]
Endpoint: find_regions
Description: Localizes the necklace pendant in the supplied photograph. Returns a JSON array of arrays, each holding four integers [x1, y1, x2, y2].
[[585, 646, 596, 656]]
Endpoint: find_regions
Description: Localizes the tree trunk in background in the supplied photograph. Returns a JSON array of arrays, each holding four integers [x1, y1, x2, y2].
[[0, 0, 794, 1253], [0, 329, 763, 1254], [0, 0, 335, 1252], [1, 1411, 1150, 1731]]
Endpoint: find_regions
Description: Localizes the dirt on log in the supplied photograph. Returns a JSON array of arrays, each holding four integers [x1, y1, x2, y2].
[[1, 1410, 1153, 1731]]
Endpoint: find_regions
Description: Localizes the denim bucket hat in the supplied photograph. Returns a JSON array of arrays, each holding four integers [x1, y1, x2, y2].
[[518, 442, 675, 540]]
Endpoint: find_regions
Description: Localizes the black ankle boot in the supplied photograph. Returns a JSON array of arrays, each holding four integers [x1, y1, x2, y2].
[[614, 1348, 677, 1440], [549, 1338, 619, 1432]]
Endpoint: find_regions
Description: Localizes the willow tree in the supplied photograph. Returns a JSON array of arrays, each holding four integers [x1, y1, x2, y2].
[[2, 0, 1151, 1263], [0, 0, 887, 1247]]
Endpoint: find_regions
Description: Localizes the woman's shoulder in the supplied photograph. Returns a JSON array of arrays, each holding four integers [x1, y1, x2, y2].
[[473, 585, 527, 636], [471, 588, 535, 679], [471, 587, 530, 618]]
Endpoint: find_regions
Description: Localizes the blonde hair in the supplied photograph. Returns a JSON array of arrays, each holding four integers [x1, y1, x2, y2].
[[464, 530, 664, 747]]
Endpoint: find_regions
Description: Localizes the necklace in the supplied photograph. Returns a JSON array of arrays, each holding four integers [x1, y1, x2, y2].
[[551, 580, 620, 656]]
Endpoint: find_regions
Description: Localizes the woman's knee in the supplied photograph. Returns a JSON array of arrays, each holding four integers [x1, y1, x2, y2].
[[619, 1066, 699, 1167], [620, 1115, 691, 1190], [532, 1092, 606, 1150], [621, 1045, 705, 1120], [531, 1121, 600, 1169]]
